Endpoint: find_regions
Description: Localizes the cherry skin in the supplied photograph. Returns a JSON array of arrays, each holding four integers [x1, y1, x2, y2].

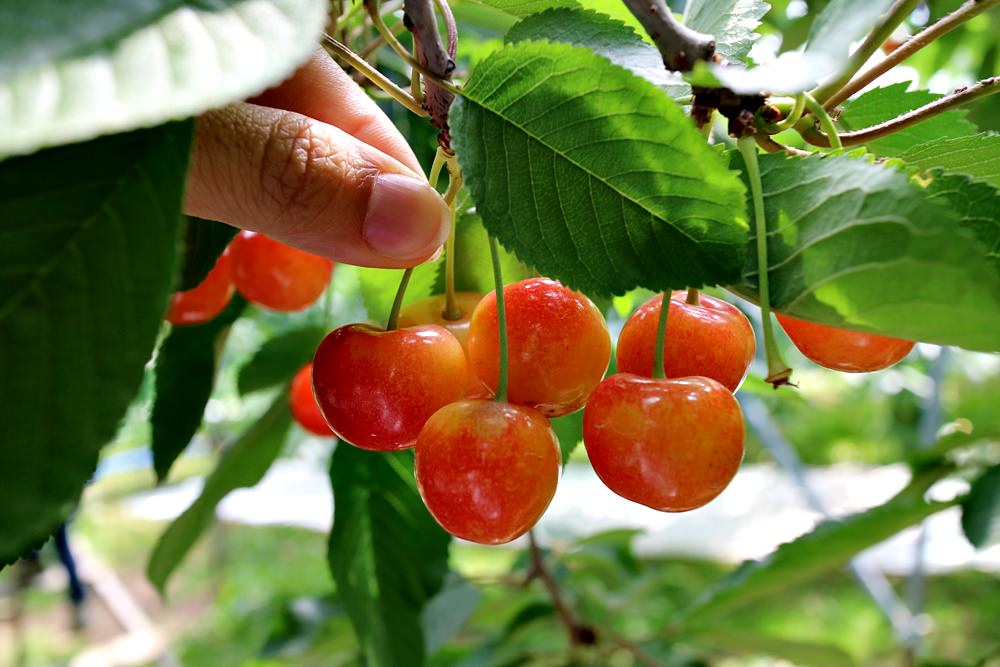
[[583, 373, 744, 512], [398, 291, 489, 398], [312, 323, 468, 451], [616, 291, 755, 393], [165, 250, 235, 325], [289, 364, 334, 437], [415, 399, 560, 544], [467, 278, 611, 417], [229, 231, 333, 311], [776, 314, 915, 373]]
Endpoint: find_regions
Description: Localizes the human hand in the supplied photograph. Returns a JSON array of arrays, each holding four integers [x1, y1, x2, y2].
[[184, 50, 450, 268]]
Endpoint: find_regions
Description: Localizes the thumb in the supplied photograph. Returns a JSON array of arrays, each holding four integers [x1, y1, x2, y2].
[[184, 103, 450, 268]]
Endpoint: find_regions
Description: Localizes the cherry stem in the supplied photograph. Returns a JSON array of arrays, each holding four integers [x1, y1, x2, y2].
[[737, 136, 793, 388], [528, 531, 594, 649], [759, 93, 805, 134], [488, 234, 509, 402], [386, 267, 413, 331], [322, 35, 428, 117], [442, 157, 463, 321], [652, 292, 670, 380], [365, 0, 417, 68], [685, 288, 700, 305], [803, 92, 842, 150]]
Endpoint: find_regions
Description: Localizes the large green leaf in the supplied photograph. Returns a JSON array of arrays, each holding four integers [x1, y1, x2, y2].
[[838, 83, 978, 157], [683, 0, 769, 63], [505, 8, 689, 99], [179, 217, 238, 291], [237, 325, 328, 395], [151, 296, 247, 483], [733, 152, 1000, 351], [923, 173, 1000, 275], [961, 464, 1000, 548], [685, 627, 855, 666], [679, 469, 959, 624], [0, 0, 327, 158], [466, 0, 577, 17], [147, 390, 292, 593], [0, 121, 191, 566], [452, 40, 748, 298], [900, 134, 1000, 191], [328, 446, 451, 667]]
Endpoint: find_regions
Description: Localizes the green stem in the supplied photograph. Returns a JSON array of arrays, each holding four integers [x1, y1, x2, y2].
[[652, 293, 670, 379], [760, 93, 805, 134], [442, 158, 464, 321], [322, 35, 428, 117], [685, 288, 700, 305], [488, 235, 509, 402], [385, 267, 413, 331], [803, 92, 842, 150], [737, 136, 793, 388]]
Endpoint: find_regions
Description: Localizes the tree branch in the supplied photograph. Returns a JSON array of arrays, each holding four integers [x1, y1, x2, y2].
[[621, 0, 715, 71], [822, 0, 1000, 109], [403, 0, 456, 148], [527, 531, 597, 649], [803, 76, 1000, 148]]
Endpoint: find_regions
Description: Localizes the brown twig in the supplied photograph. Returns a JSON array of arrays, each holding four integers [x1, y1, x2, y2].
[[403, 0, 456, 148], [803, 76, 1000, 147], [822, 0, 1000, 109], [621, 0, 716, 71], [755, 134, 812, 157], [322, 34, 428, 117], [527, 531, 597, 649]]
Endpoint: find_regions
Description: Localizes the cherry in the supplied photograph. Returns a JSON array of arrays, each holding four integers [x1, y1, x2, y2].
[[165, 250, 235, 325], [229, 231, 333, 311], [312, 323, 468, 450], [398, 291, 489, 398], [467, 278, 611, 417], [583, 373, 744, 512], [776, 314, 915, 373], [289, 364, 334, 437], [616, 291, 755, 393], [415, 399, 560, 544]]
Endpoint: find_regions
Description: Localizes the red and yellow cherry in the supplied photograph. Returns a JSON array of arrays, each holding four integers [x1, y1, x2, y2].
[[398, 292, 489, 398], [289, 364, 334, 437], [312, 323, 468, 450], [229, 231, 333, 311], [776, 314, 915, 373], [616, 291, 755, 393], [165, 250, 235, 325], [415, 399, 560, 544], [467, 278, 611, 417], [583, 373, 744, 512]]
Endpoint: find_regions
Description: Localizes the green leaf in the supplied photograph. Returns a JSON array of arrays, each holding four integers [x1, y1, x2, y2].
[[452, 40, 748, 298], [466, 0, 577, 17], [179, 218, 238, 291], [0, 0, 327, 158], [961, 464, 1000, 548], [151, 296, 246, 483], [237, 326, 328, 395], [683, 0, 769, 63], [900, 134, 1000, 191], [733, 152, 1000, 351], [0, 121, 191, 566], [421, 575, 482, 656], [358, 260, 443, 323], [147, 390, 292, 593], [805, 0, 894, 61], [678, 469, 958, 623], [838, 83, 978, 157], [328, 446, 451, 667], [450, 212, 532, 294], [550, 411, 584, 464], [686, 51, 837, 94], [505, 8, 689, 99], [685, 627, 855, 667], [923, 173, 1000, 275]]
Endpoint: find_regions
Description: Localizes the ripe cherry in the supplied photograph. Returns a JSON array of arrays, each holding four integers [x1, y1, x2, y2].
[[467, 278, 611, 417], [616, 291, 755, 393], [583, 373, 744, 512], [289, 364, 334, 437], [165, 250, 235, 325], [415, 399, 560, 544], [398, 292, 489, 398], [229, 231, 333, 311], [776, 314, 915, 373], [312, 323, 468, 450]]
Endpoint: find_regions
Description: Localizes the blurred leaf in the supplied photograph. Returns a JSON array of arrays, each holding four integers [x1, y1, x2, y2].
[[152, 296, 246, 482], [147, 390, 292, 594], [732, 151, 1000, 351], [0, 0, 327, 158], [237, 326, 328, 396], [901, 134, 1000, 191], [573, 528, 641, 575], [961, 464, 1000, 548], [328, 447, 451, 667], [678, 469, 959, 623], [683, 0, 769, 63], [686, 51, 836, 94], [465, 0, 577, 17], [358, 260, 443, 324], [805, 0, 893, 61], [686, 626, 856, 666], [422, 575, 482, 656], [449, 212, 532, 295], [0, 121, 190, 566], [179, 218, 237, 291], [452, 40, 748, 298], [838, 83, 977, 156], [550, 411, 584, 464]]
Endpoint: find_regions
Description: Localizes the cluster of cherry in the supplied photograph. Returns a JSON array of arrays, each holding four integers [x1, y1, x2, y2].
[[168, 238, 915, 546]]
